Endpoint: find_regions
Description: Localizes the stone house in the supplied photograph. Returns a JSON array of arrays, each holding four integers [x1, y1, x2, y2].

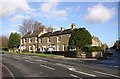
[[20, 29, 47, 52], [20, 23, 102, 53], [38, 25, 75, 52], [91, 36, 102, 47]]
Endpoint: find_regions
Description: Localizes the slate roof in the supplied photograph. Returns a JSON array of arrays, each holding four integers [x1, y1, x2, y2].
[[22, 28, 73, 38], [22, 29, 42, 38], [22, 31, 31, 38], [40, 29, 72, 38]]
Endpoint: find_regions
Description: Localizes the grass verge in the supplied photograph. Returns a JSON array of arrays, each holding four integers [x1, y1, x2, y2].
[[4, 51, 64, 58], [22, 53, 63, 58]]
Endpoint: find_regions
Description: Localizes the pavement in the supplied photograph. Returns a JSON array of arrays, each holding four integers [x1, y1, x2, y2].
[[2, 52, 120, 79]]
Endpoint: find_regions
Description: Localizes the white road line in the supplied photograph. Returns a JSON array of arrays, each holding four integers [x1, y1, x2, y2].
[[35, 60, 47, 62], [14, 57, 21, 60], [25, 60, 34, 63], [3, 64, 15, 78], [40, 65, 55, 70], [94, 71, 120, 78], [55, 63, 73, 68], [68, 67, 96, 77], [70, 74, 80, 78]]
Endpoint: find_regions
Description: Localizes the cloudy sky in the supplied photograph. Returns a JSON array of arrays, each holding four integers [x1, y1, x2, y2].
[[1, 0, 119, 47]]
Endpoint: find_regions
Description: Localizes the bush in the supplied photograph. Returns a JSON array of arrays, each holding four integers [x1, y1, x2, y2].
[[22, 49, 29, 53], [82, 46, 102, 52], [2, 47, 8, 51]]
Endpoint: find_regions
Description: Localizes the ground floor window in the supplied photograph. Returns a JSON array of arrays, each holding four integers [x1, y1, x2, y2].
[[62, 44, 66, 51]]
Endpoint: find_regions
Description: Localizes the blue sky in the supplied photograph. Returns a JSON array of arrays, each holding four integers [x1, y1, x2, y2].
[[1, 0, 119, 47]]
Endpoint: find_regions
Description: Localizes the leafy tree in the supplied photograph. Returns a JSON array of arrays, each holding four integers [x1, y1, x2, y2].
[[8, 32, 21, 49], [69, 28, 92, 50]]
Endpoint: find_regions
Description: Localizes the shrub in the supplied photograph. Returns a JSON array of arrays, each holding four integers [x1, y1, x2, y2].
[[82, 46, 102, 52], [2, 47, 8, 51]]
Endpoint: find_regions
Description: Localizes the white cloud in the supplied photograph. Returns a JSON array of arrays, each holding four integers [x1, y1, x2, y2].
[[9, 30, 19, 33], [11, 14, 30, 22], [85, 3, 115, 23], [39, 2, 67, 20], [0, 0, 31, 18], [11, 15, 24, 21]]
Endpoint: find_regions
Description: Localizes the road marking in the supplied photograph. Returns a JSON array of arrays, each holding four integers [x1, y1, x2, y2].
[[113, 66, 118, 68], [14, 57, 21, 60], [70, 74, 80, 78], [68, 67, 96, 77], [40, 65, 55, 70], [25, 60, 34, 63], [55, 63, 73, 68], [94, 71, 120, 78], [3, 64, 15, 78], [34, 59, 47, 62]]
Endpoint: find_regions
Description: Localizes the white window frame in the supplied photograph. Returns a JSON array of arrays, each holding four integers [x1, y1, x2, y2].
[[57, 36, 60, 43], [35, 37, 37, 43], [39, 38, 42, 43], [47, 37, 50, 43], [62, 44, 65, 51], [57, 45, 59, 51], [29, 38, 32, 43], [20, 39, 23, 45]]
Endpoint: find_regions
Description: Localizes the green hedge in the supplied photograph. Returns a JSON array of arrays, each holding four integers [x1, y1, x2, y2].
[[2, 47, 8, 51], [82, 46, 102, 52]]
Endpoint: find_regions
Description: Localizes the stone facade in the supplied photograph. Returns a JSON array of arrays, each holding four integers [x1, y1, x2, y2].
[[20, 23, 102, 52], [91, 36, 102, 46]]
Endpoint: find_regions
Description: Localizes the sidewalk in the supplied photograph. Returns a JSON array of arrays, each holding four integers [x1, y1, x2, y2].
[[2, 64, 15, 79]]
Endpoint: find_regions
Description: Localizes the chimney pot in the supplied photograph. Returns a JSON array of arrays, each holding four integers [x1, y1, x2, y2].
[[61, 27, 65, 31], [71, 23, 76, 29]]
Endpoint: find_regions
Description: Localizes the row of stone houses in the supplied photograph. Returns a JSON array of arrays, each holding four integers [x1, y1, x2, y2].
[[20, 23, 102, 52]]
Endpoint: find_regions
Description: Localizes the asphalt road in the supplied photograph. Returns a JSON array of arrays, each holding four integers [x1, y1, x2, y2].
[[2, 53, 120, 79]]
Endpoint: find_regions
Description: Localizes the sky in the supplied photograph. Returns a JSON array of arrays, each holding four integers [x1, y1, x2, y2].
[[0, 0, 119, 47]]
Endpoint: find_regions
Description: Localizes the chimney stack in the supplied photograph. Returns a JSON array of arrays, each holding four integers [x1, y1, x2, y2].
[[71, 23, 76, 30], [42, 28, 47, 34], [61, 27, 65, 31], [51, 28, 56, 33]]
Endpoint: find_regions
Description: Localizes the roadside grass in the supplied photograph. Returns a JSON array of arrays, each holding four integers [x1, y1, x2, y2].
[[5, 51, 64, 58], [22, 53, 63, 58]]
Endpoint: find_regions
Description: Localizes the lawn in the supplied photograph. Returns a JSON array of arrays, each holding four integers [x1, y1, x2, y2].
[[22, 53, 63, 58], [4, 51, 64, 58]]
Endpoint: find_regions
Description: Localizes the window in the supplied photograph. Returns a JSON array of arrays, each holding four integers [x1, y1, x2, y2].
[[25, 38, 27, 42], [33, 44, 35, 51], [29, 46, 32, 51], [39, 38, 42, 43], [29, 38, 32, 43], [69, 34, 71, 37], [24, 39, 26, 44], [21, 39, 23, 45], [57, 36, 60, 43], [35, 37, 37, 43], [47, 37, 50, 43], [62, 44, 66, 51], [57, 45, 60, 51]]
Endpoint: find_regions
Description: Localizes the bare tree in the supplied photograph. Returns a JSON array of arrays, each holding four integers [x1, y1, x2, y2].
[[46, 26, 53, 32], [18, 18, 34, 36], [0, 36, 9, 48], [32, 21, 42, 30], [19, 18, 54, 36]]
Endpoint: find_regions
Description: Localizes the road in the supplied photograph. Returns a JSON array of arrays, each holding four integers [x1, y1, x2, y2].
[[2, 53, 120, 79], [84, 49, 120, 68]]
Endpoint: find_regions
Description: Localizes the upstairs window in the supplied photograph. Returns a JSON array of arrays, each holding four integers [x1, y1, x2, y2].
[[35, 37, 37, 43], [29, 38, 32, 43], [57, 36, 60, 43], [47, 37, 50, 43], [39, 38, 42, 43]]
